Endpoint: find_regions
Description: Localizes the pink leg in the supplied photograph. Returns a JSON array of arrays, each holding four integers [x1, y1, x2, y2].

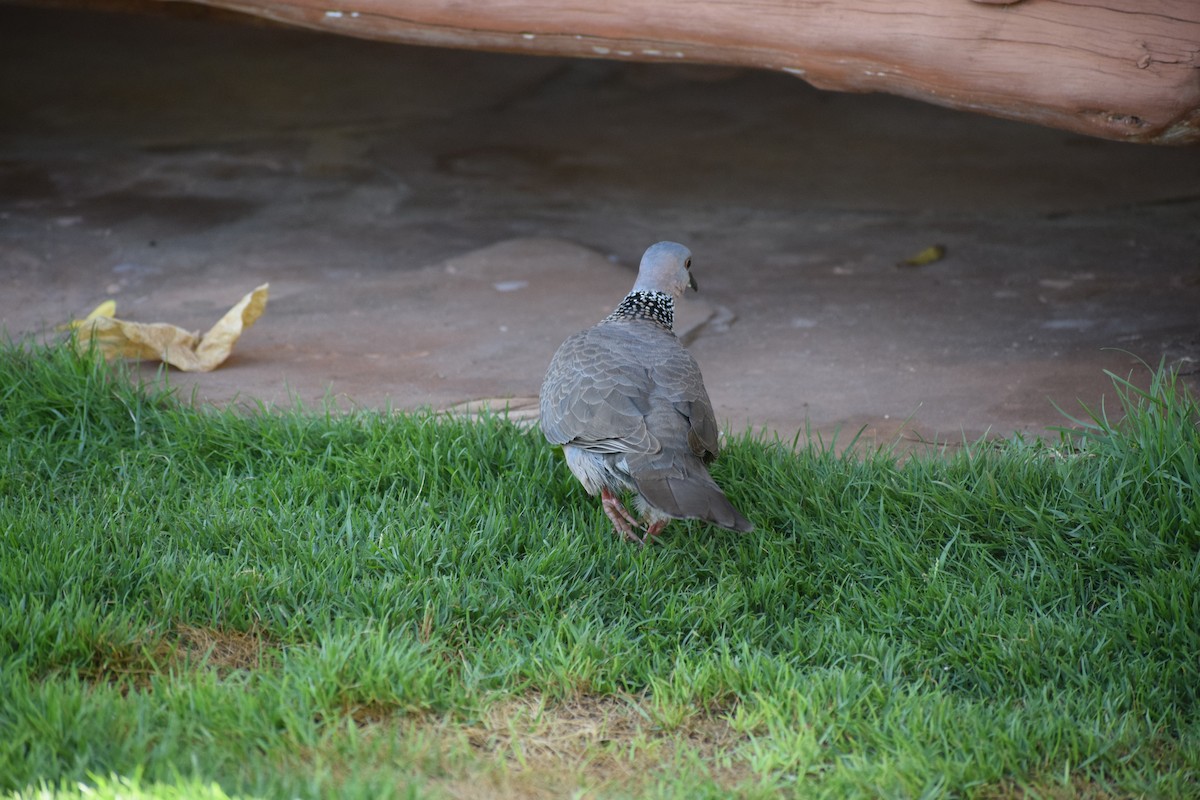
[[601, 487, 645, 545]]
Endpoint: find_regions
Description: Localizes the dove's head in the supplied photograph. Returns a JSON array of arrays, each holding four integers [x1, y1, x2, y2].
[[632, 241, 697, 298]]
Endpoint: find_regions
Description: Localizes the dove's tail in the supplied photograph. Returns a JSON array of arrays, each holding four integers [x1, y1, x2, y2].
[[635, 470, 754, 533]]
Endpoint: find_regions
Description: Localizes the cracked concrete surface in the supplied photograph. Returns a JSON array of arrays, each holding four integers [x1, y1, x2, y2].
[[2, 4, 1198, 447]]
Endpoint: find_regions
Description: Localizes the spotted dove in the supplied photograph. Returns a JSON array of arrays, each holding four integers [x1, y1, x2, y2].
[[539, 241, 753, 544]]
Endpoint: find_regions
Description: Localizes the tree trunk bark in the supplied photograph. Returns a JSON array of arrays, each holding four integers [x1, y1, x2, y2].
[[166, 0, 1200, 144]]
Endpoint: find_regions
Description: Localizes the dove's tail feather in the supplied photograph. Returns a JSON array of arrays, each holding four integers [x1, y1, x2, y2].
[[635, 471, 754, 533]]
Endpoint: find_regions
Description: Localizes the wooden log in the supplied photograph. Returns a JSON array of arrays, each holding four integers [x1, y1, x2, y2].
[[166, 0, 1199, 144]]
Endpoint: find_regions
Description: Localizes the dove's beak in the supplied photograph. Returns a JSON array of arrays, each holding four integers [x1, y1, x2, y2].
[[688, 273, 698, 292]]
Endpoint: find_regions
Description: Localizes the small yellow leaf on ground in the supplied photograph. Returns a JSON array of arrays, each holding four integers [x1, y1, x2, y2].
[[898, 244, 947, 268]]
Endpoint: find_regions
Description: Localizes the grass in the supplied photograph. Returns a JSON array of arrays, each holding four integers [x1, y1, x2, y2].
[[1, 340, 1197, 799]]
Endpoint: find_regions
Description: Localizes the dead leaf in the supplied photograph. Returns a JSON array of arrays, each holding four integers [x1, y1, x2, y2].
[[74, 284, 268, 372]]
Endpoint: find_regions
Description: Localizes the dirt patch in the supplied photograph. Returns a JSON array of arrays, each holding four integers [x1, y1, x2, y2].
[[3, 4, 1199, 450]]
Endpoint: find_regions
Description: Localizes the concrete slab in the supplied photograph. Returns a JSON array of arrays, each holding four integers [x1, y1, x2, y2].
[[2, 4, 1198, 447]]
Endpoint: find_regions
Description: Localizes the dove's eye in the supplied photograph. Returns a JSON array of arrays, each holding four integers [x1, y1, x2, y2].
[[684, 259, 692, 269]]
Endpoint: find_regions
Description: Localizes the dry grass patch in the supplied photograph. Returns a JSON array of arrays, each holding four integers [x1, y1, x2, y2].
[[170, 624, 273, 674], [76, 624, 274, 689], [407, 693, 756, 799], [976, 774, 1126, 800]]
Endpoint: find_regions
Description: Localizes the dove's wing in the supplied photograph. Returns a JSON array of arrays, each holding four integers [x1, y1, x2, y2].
[[540, 325, 660, 455]]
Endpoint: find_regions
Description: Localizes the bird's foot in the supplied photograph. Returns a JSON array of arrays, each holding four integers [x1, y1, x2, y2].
[[643, 519, 668, 541], [601, 488, 647, 546]]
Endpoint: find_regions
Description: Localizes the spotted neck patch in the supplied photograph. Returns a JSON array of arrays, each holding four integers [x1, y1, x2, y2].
[[604, 290, 675, 329]]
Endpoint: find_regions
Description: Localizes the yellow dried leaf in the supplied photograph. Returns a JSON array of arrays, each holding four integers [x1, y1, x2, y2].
[[75, 284, 268, 372]]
